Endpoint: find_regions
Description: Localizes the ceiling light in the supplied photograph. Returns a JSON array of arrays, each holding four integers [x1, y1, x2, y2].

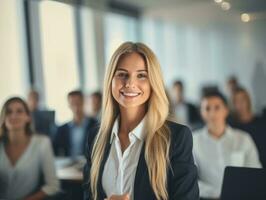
[[214, 0, 223, 3], [241, 13, 250, 22], [221, 2, 231, 10]]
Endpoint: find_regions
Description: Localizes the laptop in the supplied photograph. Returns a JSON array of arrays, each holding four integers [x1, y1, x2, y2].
[[221, 166, 266, 200]]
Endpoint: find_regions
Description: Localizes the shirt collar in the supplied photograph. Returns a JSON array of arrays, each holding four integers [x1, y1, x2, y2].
[[110, 116, 146, 144], [203, 125, 232, 141], [68, 117, 88, 128]]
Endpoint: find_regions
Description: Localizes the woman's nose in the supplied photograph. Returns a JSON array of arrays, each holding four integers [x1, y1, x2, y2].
[[125, 76, 135, 88]]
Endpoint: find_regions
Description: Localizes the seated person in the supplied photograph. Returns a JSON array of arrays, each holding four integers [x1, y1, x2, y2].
[[226, 75, 239, 102], [0, 97, 59, 200], [27, 89, 56, 138], [193, 91, 261, 200], [85, 91, 102, 121], [54, 90, 97, 157], [228, 87, 266, 168], [171, 80, 201, 129]]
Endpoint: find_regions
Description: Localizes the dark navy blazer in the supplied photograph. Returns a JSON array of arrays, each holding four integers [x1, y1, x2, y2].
[[83, 121, 199, 200], [53, 117, 97, 157]]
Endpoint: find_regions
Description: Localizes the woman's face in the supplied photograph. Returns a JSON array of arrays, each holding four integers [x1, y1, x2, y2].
[[201, 97, 228, 127], [112, 52, 151, 110], [5, 101, 30, 132]]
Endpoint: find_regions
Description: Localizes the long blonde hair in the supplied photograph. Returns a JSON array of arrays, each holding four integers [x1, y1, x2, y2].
[[90, 42, 171, 200]]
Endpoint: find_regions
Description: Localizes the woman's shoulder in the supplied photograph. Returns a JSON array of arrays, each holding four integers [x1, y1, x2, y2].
[[166, 120, 192, 137], [165, 121, 195, 164], [31, 134, 52, 150], [165, 120, 193, 147], [228, 126, 254, 144]]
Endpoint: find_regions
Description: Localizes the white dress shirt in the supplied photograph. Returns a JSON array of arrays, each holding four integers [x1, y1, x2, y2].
[[68, 118, 89, 157], [174, 103, 189, 126], [0, 134, 60, 199], [102, 117, 146, 200], [193, 126, 262, 199]]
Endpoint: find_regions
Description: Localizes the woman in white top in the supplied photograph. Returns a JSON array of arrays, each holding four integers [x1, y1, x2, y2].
[[0, 97, 59, 200], [193, 91, 261, 200], [83, 42, 199, 200]]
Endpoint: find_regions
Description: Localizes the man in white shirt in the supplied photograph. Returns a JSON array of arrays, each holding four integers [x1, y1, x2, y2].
[[193, 91, 261, 200], [171, 80, 201, 129]]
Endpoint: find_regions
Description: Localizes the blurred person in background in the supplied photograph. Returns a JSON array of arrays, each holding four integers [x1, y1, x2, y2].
[[27, 89, 56, 138], [53, 90, 97, 157], [86, 91, 102, 121], [225, 76, 240, 109], [0, 97, 59, 200], [27, 89, 40, 113], [171, 80, 201, 129], [193, 91, 261, 200], [226, 76, 239, 99], [229, 87, 266, 168]]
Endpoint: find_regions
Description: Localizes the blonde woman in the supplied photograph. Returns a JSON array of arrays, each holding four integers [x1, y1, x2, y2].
[[0, 97, 59, 200], [83, 42, 199, 200]]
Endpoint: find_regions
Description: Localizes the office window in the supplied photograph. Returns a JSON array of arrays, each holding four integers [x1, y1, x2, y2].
[[39, 1, 79, 123], [80, 7, 99, 93], [104, 12, 138, 65], [0, 0, 28, 106]]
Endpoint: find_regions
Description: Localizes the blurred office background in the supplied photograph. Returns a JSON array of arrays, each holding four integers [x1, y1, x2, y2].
[[1, 0, 266, 199], [1, 0, 266, 123]]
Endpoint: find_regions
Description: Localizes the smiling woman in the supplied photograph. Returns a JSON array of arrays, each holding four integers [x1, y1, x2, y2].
[[0, 97, 59, 200], [83, 42, 199, 200], [112, 52, 151, 109]]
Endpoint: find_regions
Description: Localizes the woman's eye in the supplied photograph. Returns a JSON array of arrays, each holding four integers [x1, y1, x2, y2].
[[117, 73, 125, 77], [205, 106, 210, 112], [6, 109, 12, 115], [215, 105, 222, 111], [137, 73, 147, 79], [17, 109, 24, 114]]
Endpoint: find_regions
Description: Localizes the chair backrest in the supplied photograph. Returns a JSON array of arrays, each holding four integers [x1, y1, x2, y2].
[[33, 110, 56, 137], [221, 166, 266, 200]]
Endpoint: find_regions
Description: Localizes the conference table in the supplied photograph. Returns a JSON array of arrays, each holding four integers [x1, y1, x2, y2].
[[55, 156, 85, 199]]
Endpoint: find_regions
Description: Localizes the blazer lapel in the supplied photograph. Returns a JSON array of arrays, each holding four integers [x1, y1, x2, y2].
[[134, 144, 156, 200], [97, 135, 112, 199], [65, 125, 71, 156], [134, 144, 146, 196], [97, 138, 155, 199]]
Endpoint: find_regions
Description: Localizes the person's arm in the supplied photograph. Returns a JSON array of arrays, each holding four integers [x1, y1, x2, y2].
[[104, 194, 130, 200], [40, 137, 60, 196], [244, 134, 262, 168], [198, 180, 220, 198], [83, 127, 99, 200], [83, 158, 93, 200], [193, 151, 219, 198], [24, 190, 46, 200], [24, 137, 59, 200], [168, 125, 199, 200]]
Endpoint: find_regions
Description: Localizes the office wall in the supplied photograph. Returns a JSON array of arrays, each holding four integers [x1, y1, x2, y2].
[[0, 0, 29, 106], [142, 2, 266, 112]]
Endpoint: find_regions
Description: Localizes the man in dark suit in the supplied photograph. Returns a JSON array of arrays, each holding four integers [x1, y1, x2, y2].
[[27, 89, 56, 138], [54, 90, 97, 157], [171, 80, 202, 129]]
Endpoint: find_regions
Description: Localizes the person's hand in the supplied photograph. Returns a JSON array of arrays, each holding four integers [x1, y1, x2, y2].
[[104, 193, 130, 200]]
